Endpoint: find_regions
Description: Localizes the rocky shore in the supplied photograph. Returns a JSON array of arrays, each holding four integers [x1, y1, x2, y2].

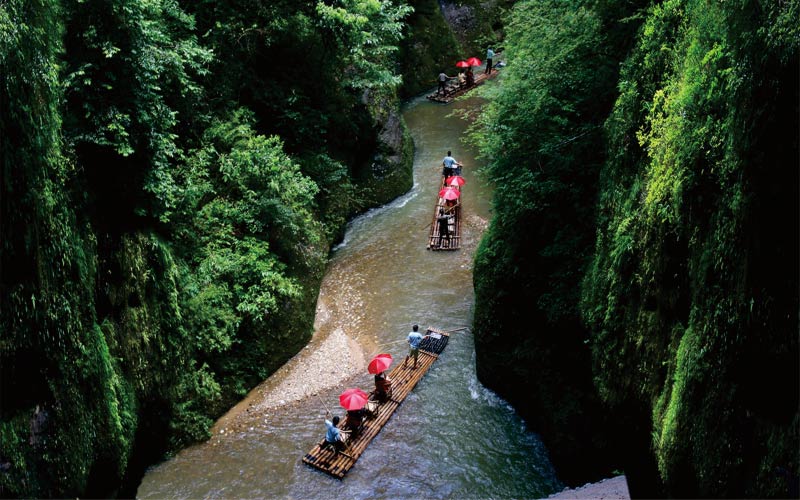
[[546, 475, 630, 499]]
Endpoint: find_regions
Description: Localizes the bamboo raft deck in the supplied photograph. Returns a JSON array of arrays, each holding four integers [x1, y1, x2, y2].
[[426, 66, 501, 104], [427, 178, 461, 251], [302, 327, 450, 479]]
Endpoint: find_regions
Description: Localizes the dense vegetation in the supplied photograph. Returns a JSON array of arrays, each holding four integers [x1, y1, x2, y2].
[[472, 0, 798, 497], [1, 0, 415, 496]]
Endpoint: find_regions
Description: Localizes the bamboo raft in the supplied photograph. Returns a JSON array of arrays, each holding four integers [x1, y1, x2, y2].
[[427, 177, 461, 250], [426, 66, 501, 104], [302, 327, 450, 479]]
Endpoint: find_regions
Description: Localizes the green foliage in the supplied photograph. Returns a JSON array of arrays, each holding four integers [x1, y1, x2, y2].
[[61, 0, 213, 223], [170, 362, 221, 445], [1, 0, 101, 495], [581, 0, 799, 496], [470, 0, 639, 485], [171, 109, 327, 420], [301, 153, 357, 241], [316, 0, 413, 89], [184, 0, 413, 222], [472, 0, 797, 496]]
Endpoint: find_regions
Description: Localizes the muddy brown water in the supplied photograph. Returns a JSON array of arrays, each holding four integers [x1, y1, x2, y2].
[[137, 94, 562, 499]]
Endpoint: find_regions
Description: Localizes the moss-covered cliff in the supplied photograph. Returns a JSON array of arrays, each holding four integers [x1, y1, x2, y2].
[[582, 1, 799, 496], [471, 0, 641, 486], [0, 0, 414, 497], [471, 0, 798, 496]]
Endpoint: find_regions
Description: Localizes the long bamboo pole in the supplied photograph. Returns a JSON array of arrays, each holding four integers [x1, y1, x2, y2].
[[314, 392, 332, 415]]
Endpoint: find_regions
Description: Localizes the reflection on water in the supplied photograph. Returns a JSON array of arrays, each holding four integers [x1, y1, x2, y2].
[[137, 95, 562, 499]]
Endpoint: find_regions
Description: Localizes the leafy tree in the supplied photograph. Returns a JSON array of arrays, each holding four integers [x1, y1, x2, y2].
[[172, 109, 326, 417], [182, 0, 414, 235], [316, 0, 413, 90], [61, 0, 213, 225]]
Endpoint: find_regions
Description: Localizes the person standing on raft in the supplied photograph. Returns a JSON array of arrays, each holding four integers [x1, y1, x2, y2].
[[404, 325, 429, 369], [441, 151, 462, 177]]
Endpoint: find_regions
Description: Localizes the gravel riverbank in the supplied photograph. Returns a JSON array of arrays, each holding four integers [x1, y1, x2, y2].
[[211, 278, 369, 434]]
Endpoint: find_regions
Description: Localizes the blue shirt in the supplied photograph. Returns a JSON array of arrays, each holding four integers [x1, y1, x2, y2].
[[443, 156, 457, 168], [487, 48, 495, 59], [408, 331, 424, 349], [325, 419, 340, 442]]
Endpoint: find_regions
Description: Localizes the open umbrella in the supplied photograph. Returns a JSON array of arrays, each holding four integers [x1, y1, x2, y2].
[[446, 175, 466, 187], [466, 57, 482, 67], [439, 187, 461, 200], [339, 388, 369, 410], [455, 60, 470, 68], [368, 353, 393, 375]]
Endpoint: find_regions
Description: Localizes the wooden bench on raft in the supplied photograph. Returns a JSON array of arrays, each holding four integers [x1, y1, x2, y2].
[[302, 327, 450, 479]]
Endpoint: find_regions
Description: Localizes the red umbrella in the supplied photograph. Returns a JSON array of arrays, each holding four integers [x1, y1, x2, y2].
[[368, 353, 393, 374], [446, 175, 466, 187], [455, 60, 470, 68], [339, 388, 369, 410], [439, 187, 461, 200], [466, 57, 482, 67]]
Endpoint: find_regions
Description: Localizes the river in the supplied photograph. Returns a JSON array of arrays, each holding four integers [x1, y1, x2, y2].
[[137, 94, 562, 499]]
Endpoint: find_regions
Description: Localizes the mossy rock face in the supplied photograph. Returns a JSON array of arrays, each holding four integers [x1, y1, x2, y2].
[[471, 0, 798, 496], [398, 0, 513, 98], [473, 223, 621, 487], [398, 0, 462, 98], [351, 89, 415, 210]]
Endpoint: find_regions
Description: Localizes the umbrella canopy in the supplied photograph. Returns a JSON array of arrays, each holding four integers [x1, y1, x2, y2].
[[339, 388, 369, 410], [439, 187, 461, 200], [446, 175, 466, 187], [455, 60, 470, 68], [368, 353, 393, 375], [466, 57, 482, 67]]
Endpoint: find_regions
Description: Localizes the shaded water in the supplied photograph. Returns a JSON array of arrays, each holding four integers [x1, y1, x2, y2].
[[137, 95, 562, 499]]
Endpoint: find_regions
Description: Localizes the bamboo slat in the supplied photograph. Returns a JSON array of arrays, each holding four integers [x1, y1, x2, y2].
[[302, 328, 450, 478]]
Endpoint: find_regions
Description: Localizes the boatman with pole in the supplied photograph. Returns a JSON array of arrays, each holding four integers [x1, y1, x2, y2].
[[437, 71, 453, 96], [324, 410, 347, 451], [404, 325, 429, 370]]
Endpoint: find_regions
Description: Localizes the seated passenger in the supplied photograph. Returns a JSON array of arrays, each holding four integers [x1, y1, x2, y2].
[[466, 68, 475, 87], [374, 371, 393, 402], [344, 408, 366, 435]]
